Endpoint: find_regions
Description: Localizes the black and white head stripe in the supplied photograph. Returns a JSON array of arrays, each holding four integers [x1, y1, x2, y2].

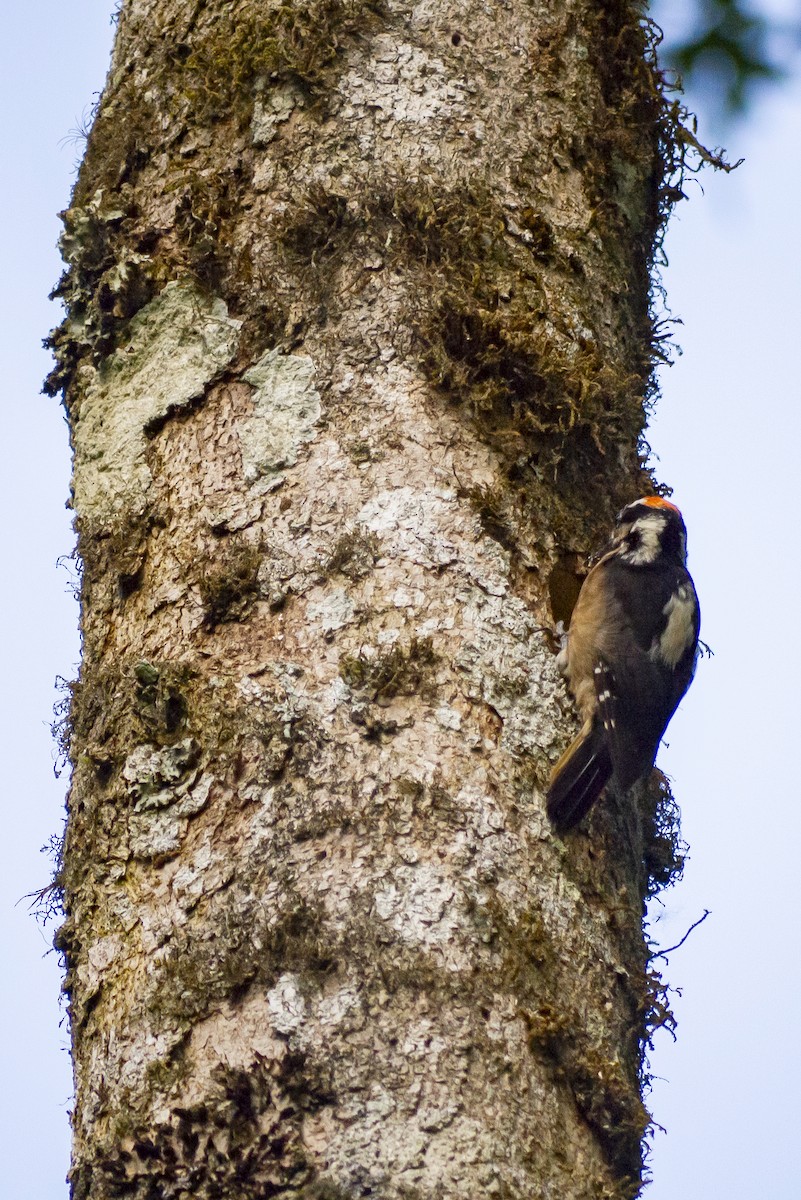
[[616, 496, 687, 565]]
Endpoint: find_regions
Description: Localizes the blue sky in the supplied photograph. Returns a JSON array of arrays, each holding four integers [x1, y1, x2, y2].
[[1, 6, 115, 1195], [2, 4, 799, 1197], [643, 66, 801, 1196]]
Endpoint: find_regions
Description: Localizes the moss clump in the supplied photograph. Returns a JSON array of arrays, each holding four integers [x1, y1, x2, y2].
[[461, 481, 516, 551], [387, 179, 647, 483], [565, 1047, 649, 1185], [173, 166, 248, 293], [639, 770, 686, 895], [199, 540, 262, 629], [523, 1002, 648, 1186], [399, 180, 634, 402], [54, 660, 197, 912], [521, 1002, 571, 1061], [149, 890, 334, 1025], [65, 660, 196, 778], [78, 1059, 317, 1200], [273, 172, 647, 485], [347, 439, 373, 464], [495, 879, 648, 1188], [48, 0, 389, 401], [547, 553, 585, 629], [69, 79, 158, 211], [278, 187, 351, 265], [44, 195, 158, 398], [642, 968, 677, 1046], [420, 286, 644, 473], [322, 527, 380, 579], [72, 513, 152, 617], [174, 0, 387, 124], [339, 637, 438, 704]]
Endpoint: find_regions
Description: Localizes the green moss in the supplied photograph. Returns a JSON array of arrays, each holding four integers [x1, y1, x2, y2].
[[176, 0, 386, 119], [420, 284, 645, 480], [143, 1039, 191, 1096], [339, 636, 438, 704], [301, 1180, 364, 1200], [148, 892, 333, 1026], [270, 174, 647, 487], [523, 1002, 574, 1065], [347, 439, 373, 464], [198, 539, 262, 629], [639, 770, 687, 895], [547, 553, 585, 629], [86, 1058, 318, 1199], [496, 879, 648, 1185], [391, 180, 640, 449], [59, 649, 297, 826], [522, 998, 647, 1181], [44, 195, 158, 398], [566, 1046, 649, 1181], [461, 481, 516, 550], [322, 527, 380, 578], [279, 186, 351, 264], [278, 174, 650, 490], [50, 0, 391, 399], [173, 166, 246, 293], [64, 659, 196, 780]]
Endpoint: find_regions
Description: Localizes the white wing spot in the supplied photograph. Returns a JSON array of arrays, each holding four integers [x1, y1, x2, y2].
[[652, 587, 697, 668]]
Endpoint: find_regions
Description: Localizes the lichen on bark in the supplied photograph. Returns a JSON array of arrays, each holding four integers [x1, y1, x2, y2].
[[51, 1, 690, 1196]]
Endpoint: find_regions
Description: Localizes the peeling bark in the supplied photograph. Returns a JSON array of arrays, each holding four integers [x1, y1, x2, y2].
[[52, 1, 685, 1196]]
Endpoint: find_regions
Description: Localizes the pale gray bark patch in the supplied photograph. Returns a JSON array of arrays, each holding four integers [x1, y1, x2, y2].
[[122, 739, 201, 805], [374, 865, 463, 955], [266, 973, 308, 1034], [251, 82, 305, 146], [239, 348, 322, 482], [307, 587, 356, 633], [123, 740, 214, 858], [71, 282, 241, 521]]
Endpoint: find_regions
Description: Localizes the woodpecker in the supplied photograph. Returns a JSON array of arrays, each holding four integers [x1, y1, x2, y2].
[[547, 496, 700, 832]]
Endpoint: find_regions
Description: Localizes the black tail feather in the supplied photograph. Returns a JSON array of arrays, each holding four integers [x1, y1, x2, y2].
[[546, 720, 612, 832]]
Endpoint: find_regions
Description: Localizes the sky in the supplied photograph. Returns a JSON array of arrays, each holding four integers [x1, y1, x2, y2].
[[1, 4, 799, 1197], [642, 69, 801, 1200]]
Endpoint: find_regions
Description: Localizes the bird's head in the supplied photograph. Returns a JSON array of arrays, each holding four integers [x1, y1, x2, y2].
[[595, 495, 688, 567]]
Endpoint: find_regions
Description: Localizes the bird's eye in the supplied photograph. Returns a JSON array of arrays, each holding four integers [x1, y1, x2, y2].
[[626, 529, 641, 549]]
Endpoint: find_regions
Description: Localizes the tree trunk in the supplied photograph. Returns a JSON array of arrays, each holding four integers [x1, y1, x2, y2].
[[50, 1, 684, 1196]]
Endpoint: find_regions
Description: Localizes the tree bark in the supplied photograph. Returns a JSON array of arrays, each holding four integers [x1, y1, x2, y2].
[[51, 1, 684, 1196]]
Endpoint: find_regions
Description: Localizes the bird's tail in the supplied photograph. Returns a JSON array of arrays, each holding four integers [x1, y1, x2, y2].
[[546, 719, 612, 832]]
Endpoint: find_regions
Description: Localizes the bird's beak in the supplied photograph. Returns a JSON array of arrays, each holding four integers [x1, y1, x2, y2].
[[588, 532, 622, 566]]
